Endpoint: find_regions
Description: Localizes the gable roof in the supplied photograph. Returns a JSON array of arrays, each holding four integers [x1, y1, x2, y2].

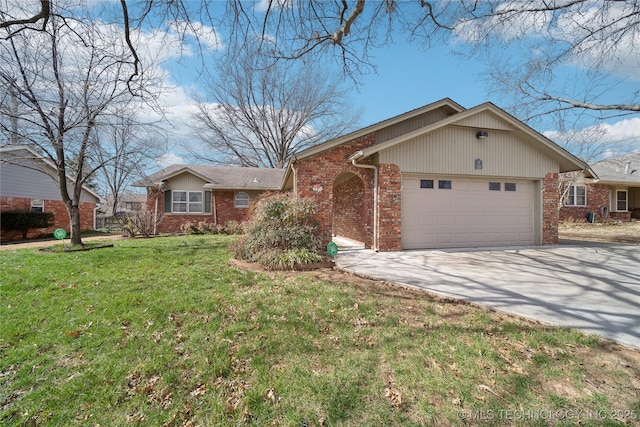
[[358, 102, 595, 177], [282, 99, 596, 188], [290, 98, 465, 162], [0, 144, 102, 201], [134, 164, 285, 191], [591, 153, 640, 185]]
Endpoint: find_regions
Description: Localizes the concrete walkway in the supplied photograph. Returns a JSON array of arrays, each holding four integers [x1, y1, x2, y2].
[[335, 240, 640, 349]]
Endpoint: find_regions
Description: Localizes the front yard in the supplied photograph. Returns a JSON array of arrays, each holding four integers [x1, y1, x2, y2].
[[560, 220, 640, 244], [1, 235, 639, 426]]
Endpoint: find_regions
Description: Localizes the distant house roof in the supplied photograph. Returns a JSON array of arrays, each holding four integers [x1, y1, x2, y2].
[[101, 193, 146, 216], [591, 153, 640, 186], [134, 165, 286, 191]]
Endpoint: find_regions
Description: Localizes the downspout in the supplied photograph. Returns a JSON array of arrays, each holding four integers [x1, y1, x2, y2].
[[153, 182, 165, 235], [154, 191, 158, 235], [212, 192, 218, 225], [93, 205, 99, 230], [349, 150, 378, 251], [291, 157, 298, 199]]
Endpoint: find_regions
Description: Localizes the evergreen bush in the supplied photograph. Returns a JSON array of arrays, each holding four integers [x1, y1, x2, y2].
[[0, 210, 55, 240], [231, 193, 322, 269]]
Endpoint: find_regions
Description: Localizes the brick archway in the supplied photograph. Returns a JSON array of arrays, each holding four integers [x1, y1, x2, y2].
[[332, 172, 371, 247]]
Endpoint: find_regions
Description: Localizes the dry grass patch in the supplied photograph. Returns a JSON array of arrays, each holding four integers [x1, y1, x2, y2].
[[560, 220, 640, 244]]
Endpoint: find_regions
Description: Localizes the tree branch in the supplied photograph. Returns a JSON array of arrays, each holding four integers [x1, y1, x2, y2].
[[332, 0, 365, 45], [120, 0, 140, 92], [0, 0, 50, 30], [536, 94, 640, 112]]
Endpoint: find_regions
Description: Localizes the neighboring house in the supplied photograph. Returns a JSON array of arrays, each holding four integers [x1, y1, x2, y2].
[[282, 98, 594, 251], [96, 193, 146, 230], [134, 165, 285, 233], [560, 153, 640, 222], [0, 145, 101, 242]]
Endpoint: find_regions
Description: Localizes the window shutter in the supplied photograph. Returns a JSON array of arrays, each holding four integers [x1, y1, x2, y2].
[[164, 190, 171, 213], [204, 191, 211, 213]]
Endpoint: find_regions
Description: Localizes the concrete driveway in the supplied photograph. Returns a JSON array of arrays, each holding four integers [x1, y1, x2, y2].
[[335, 240, 640, 349]]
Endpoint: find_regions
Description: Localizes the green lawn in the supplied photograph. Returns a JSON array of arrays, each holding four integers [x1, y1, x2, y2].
[[1, 235, 638, 426]]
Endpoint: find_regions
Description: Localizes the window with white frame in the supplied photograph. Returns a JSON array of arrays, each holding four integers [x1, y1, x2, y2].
[[615, 190, 628, 211], [235, 192, 250, 208], [564, 185, 586, 206], [31, 199, 44, 212], [172, 191, 203, 213]]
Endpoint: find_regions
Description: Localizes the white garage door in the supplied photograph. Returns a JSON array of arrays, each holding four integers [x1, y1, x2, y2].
[[402, 177, 534, 249]]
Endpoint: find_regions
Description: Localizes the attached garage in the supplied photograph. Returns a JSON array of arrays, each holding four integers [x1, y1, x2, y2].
[[401, 176, 535, 249], [283, 98, 595, 252]]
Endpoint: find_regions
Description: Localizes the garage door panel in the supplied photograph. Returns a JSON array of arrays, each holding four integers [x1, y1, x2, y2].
[[402, 177, 534, 249]]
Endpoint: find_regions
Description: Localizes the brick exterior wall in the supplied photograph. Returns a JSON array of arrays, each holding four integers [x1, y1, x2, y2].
[[1, 196, 96, 242], [295, 135, 563, 251], [214, 191, 253, 225], [542, 173, 559, 245], [377, 164, 402, 251], [333, 174, 371, 247], [560, 183, 610, 222], [559, 184, 632, 222], [145, 189, 253, 233], [294, 133, 376, 249]]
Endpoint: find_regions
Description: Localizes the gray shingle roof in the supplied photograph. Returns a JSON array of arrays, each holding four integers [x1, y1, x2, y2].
[[134, 165, 285, 190], [591, 153, 640, 185]]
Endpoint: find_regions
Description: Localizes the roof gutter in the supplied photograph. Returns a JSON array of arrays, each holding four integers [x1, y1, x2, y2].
[[349, 150, 378, 251]]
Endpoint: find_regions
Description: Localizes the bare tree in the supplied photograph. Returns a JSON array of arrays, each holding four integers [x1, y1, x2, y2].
[[94, 110, 165, 217], [449, 0, 639, 151], [3, 1, 638, 114], [224, 1, 639, 159], [0, 2, 161, 245], [4, 1, 636, 163], [190, 42, 359, 168]]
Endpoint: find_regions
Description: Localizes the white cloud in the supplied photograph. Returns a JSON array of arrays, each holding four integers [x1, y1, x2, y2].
[[453, 1, 640, 79], [168, 20, 223, 52], [254, 0, 294, 13], [544, 117, 640, 160], [156, 152, 185, 167]]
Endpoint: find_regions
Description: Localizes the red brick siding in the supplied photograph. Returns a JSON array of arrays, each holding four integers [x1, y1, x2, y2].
[[377, 164, 402, 251], [214, 191, 253, 225], [333, 174, 371, 246], [294, 133, 376, 249], [559, 184, 634, 222], [560, 184, 610, 222], [1, 196, 95, 242], [542, 173, 559, 245], [610, 211, 632, 221], [145, 189, 253, 233]]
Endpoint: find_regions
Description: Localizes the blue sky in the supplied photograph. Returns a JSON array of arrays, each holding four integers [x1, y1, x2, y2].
[[352, 43, 488, 125], [147, 3, 640, 167]]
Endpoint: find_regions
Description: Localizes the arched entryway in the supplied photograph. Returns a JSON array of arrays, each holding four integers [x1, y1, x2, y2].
[[332, 172, 371, 247]]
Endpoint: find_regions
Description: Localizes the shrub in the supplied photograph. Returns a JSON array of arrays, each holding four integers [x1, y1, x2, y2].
[[180, 221, 220, 235], [0, 210, 55, 240], [118, 211, 163, 237], [181, 221, 200, 235], [222, 220, 243, 235], [232, 193, 322, 269], [198, 221, 218, 234]]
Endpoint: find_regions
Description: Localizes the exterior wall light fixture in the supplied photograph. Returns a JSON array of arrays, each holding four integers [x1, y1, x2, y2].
[[476, 130, 489, 139]]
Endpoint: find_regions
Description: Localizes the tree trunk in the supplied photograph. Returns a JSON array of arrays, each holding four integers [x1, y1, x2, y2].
[[68, 203, 84, 246]]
